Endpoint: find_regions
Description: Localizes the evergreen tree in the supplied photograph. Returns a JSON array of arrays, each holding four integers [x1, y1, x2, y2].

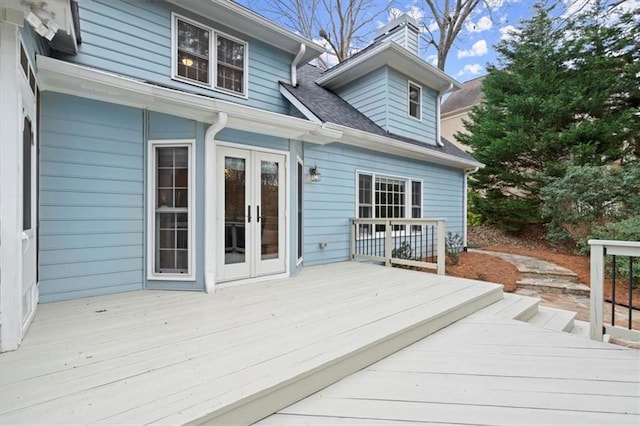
[[458, 1, 640, 233]]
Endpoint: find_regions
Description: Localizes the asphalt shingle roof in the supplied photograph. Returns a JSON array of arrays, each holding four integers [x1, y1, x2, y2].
[[281, 64, 478, 164], [441, 75, 485, 114]]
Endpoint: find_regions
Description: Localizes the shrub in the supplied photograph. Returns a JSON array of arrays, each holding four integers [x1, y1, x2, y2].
[[445, 232, 464, 265], [392, 241, 413, 260]]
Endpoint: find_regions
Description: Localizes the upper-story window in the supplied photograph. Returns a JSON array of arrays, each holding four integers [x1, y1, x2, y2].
[[172, 14, 248, 97], [408, 81, 421, 120]]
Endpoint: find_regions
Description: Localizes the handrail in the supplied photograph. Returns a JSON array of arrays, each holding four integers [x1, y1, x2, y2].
[[350, 218, 446, 275], [589, 239, 640, 342]]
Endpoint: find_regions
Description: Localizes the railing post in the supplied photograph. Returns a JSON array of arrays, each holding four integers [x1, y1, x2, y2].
[[350, 219, 355, 261], [437, 220, 445, 275], [589, 241, 605, 341], [385, 220, 392, 267]]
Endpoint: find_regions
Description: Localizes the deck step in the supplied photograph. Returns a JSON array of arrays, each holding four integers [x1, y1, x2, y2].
[[482, 293, 540, 321], [570, 320, 590, 338], [527, 307, 576, 332]]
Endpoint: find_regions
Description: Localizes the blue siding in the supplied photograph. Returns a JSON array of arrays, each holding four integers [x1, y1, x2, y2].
[[39, 93, 144, 302], [59, 0, 293, 114], [335, 67, 388, 129], [216, 128, 290, 152], [387, 68, 437, 144], [303, 143, 464, 266]]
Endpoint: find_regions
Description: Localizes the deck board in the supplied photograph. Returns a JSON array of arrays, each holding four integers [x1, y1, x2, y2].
[[263, 312, 640, 425], [0, 262, 502, 424]]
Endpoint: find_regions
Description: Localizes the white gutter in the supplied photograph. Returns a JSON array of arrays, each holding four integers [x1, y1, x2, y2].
[[323, 122, 484, 170], [204, 112, 228, 293], [290, 44, 305, 87], [436, 83, 455, 147], [36, 56, 340, 144]]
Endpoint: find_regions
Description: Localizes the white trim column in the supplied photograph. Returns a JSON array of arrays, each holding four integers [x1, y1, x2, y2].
[[0, 22, 22, 352]]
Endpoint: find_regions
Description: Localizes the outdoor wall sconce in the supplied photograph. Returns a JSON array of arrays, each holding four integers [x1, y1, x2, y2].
[[309, 165, 321, 182]]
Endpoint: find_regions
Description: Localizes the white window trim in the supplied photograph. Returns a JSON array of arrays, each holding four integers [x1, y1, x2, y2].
[[147, 139, 196, 281], [171, 13, 249, 99], [214, 30, 249, 98], [296, 156, 304, 265], [355, 170, 423, 238], [408, 80, 422, 121]]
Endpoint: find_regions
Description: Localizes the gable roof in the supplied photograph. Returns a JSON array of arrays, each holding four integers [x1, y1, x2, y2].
[[281, 65, 481, 169], [316, 40, 461, 93], [441, 75, 485, 115]]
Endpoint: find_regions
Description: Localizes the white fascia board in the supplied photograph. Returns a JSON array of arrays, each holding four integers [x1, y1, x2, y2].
[[318, 41, 462, 93], [36, 56, 341, 142], [279, 85, 322, 124], [323, 122, 484, 171], [165, 0, 323, 64]]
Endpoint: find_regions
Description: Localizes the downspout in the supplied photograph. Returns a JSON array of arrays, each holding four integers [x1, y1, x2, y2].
[[463, 166, 480, 249], [436, 83, 455, 147], [291, 44, 305, 87], [204, 111, 228, 293]]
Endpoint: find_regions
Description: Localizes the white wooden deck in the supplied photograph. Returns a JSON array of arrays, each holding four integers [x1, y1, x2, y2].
[[261, 311, 640, 425], [0, 262, 502, 425]]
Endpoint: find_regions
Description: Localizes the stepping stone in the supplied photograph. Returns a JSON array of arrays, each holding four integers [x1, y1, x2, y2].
[[516, 278, 591, 296]]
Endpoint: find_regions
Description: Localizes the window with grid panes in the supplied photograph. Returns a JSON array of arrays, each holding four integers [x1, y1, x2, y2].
[[217, 34, 245, 94], [357, 172, 422, 234], [176, 18, 211, 85], [155, 146, 190, 274]]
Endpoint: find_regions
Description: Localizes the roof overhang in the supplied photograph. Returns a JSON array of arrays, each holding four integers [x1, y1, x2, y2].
[[317, 41, 462, 93], [324, 123, 484, 171], [165, 0, 324, 65], [37, 56, 342, 143], [1, 0, 79, 54]]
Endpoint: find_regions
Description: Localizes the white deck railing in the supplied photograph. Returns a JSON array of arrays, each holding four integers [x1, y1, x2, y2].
[[350, 218, 446, 275], [589, 239, 640, 342]]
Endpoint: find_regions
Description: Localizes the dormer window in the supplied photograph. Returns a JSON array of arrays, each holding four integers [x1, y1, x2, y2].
[[172, 13, 248, 97], [408, 81, 421, 120]]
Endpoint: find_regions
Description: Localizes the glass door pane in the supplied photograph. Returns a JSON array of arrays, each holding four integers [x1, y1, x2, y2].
[[260, 160, 279, 260], [224, 156, 246, 265]]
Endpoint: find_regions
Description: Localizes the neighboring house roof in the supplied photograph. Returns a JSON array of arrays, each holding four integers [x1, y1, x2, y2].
[[316, 40, 461, 93], [281, 65, 479, 165], [441, 75, 485, 115]]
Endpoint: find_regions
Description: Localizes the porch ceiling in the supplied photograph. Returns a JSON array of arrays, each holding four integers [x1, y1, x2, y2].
[[0, 262, 501, 424]]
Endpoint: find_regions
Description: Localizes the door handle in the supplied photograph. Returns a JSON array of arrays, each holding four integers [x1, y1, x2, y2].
[[21, 231, 30, 252], [257, 206, 260, 222], [247, 205, 251, 223]]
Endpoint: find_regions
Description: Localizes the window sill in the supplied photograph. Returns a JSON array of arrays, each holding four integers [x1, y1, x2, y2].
[[170, 75, 248, 99], [147, 274, 195, 282]]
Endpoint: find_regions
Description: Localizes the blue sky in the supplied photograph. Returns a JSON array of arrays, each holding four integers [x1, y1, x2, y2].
[[238, 0, 639, 83]]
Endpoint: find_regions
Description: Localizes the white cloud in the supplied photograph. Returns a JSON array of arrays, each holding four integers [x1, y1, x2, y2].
[[457, 63, 484, 77], [426, 20, 439, 33], [457, 39, 488, 58], [499, 25, 520, 41], [387, 5, 425, 23], [465, 15, 493, 33], [485, 0, 505, 10], [313, 38, 340, 68], [426, 54, 438, 66]]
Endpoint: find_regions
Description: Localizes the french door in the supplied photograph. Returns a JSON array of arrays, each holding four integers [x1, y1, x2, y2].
[[216, 146, 286, 282]]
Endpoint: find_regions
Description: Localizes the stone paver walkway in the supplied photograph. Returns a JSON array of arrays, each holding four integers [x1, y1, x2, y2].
[[473, 249, 640, 349]]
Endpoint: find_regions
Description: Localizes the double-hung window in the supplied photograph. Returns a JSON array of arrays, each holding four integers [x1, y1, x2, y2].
[[148, 140, 195, 279], [357, 171, 422, 234], [408, 81, 421, 120], [172, 13, 248, 97]]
